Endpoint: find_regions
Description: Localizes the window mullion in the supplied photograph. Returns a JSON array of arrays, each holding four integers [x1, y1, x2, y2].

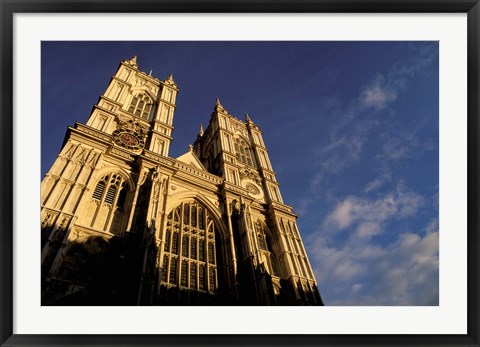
[[100, 175, 110, 203], [111, 179, 124, 209]]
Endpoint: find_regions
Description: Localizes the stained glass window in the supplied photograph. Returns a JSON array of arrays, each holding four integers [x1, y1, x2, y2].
[[171, 232, 179, 255], [162, 255, 169, 282], [182, 236, 189, 257], [190, 263, 197, 289], [190, 237, 197, 259], [162, 201, 218, 294], [164, 231, 171, 252], [209, 267, 216, 291], [181, 261, 188, 287], [169, 258, 177, 284]]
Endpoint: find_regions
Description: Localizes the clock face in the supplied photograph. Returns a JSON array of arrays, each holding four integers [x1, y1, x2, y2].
[[119, 133, 138, 146], [112, 130, 145, 151]]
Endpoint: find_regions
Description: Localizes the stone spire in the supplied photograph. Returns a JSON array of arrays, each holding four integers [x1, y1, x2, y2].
[[198, 124, 204, 137], [125, 55, 138, 68], [214, 98, 224, 112], [164, 73, 177, 88], [245, 112, 253, 123]]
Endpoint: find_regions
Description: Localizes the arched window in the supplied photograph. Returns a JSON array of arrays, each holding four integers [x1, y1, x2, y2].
[[128, 93, 153, 119], [234, 137, 254, 166], [255, 221, 268, 251], [162, 201, 217, 293], [91, 173, 127, 209]]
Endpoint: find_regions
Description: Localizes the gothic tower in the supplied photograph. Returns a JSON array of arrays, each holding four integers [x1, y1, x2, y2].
[[41, 56, 323, 306], [193, 99, 323, 305]]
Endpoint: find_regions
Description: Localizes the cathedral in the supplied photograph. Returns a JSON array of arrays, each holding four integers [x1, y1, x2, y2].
[[40, 56, 323, 306]]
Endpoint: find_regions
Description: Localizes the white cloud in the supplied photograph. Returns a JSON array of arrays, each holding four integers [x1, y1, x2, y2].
[[364, 169, 392, 193], [324, 183, 424, 240], [294, 43, 439, 305], [361, 80, 397, 110], [306, 46, 436, 190], [329, 198, 356, 229], [394, 42, 438, 78], [352, 283, 363, 293], [361, 43, 437, 112], [296, 43, 437, 218], [378, 125, 437, 162], [303, 182, 437, 305], [319, 131, 367, 174], [357, 222, 381, 239], [364, 178, 384, 193], [305, 217, 439, 305]]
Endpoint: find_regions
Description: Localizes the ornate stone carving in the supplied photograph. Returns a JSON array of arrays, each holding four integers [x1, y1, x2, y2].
[[245, 183, 260, 195], [42, 212, 56, 229], [109, 148, 135, 160], [239, 168, 262, 184], [172, 180, 217, 200], [151, 166, 160, 182], [143, 151, 174, 167], [173, 161, 222, 185], [71, 228, 83, 241], [164, 74, 177, 89], [74, 148, 87, 165], [63, 143, 77, 159], [77, 125, 112, 142], [123, 55, 138, 68], [87, 152, 100, 167], [117, 117, 148, 134]]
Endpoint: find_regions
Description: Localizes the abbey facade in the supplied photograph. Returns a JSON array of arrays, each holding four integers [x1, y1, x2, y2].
[[41, 56, 323, 306]]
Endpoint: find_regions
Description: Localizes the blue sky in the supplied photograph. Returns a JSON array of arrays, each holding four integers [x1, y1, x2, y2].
[[42, 41, 439, 305]]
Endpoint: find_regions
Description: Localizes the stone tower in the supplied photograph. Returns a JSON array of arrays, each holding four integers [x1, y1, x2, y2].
[[40, 56, 323, 306]]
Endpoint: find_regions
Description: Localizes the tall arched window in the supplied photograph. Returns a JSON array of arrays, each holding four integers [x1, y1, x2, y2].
[[254, 220, 280, 277], [255, 221, 268, 251], [91, 173, 127, 208], [162, 201, 217, 293], [128, 93, 153, 119], [234, 137, 254, 166]]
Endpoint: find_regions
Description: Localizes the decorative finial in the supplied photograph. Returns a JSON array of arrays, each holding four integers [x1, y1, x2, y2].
[[188, 144, 193, 152], [245, 113, 252, 123], [214, 98, 224, 111], [149, 69, 153, 76], [198, 124, 204, 137], [164, 74, 177, 87], [125, 55, 138, 67]]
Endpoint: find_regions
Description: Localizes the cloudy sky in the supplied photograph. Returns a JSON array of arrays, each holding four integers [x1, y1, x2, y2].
[[42, 41, 439, 305]]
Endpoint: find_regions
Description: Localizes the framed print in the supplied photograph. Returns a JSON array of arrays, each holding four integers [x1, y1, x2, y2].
[[1, 1, 479, 346]]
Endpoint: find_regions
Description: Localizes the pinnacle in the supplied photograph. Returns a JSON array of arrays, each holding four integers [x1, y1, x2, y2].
[[214, 98, 224, 112], [125, 55, 138, 68]]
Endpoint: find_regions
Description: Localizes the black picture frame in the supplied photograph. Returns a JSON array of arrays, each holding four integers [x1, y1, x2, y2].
[[1, 1, 479, 346]]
